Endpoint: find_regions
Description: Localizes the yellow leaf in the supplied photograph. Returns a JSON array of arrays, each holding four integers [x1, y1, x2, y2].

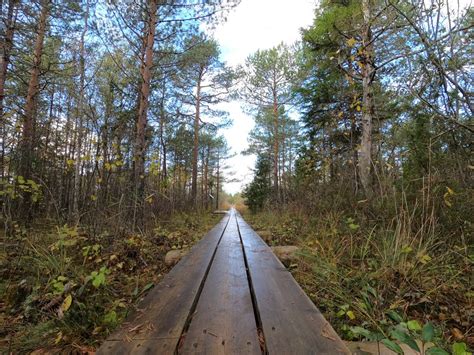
[[346, 310, 356, 320], [54, 331, 63, 345], [356, 105, 361, 112], [90, 194, 97, 201], [446, 186, 454, 195], [418, 254, 432, 264], [347, 37, 357, 47], [92, 326, 102, 335], [61, 294, 72, 313]]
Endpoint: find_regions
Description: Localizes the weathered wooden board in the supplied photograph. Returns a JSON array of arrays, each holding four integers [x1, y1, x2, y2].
[[236, 213, 350, 355], [98, 209, 349, 355], [97, 213, 230, 355], [178, 217, 260, 354]]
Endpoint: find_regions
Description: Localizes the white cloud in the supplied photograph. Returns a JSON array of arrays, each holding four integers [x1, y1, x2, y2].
[[210, 0, 316, 194], [215, 0, 316, 66]]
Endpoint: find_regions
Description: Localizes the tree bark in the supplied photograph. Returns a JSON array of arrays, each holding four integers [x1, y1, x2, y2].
[[216, 151, 220, 210], [160, 117, 167, 182], [133, 0, 157, 224], [359, 0, 375, 195], [272, 90, 279, 201], [21, 0, 49, 180], [72, 0, 89, 223], [0, 0, 17, 119], [159, 84, 167, 188], [191, 68, 203, 206], [204, 145, 209, 209]]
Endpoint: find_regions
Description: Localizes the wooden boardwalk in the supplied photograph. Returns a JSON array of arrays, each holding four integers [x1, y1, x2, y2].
[[97, 209, 350, 354]]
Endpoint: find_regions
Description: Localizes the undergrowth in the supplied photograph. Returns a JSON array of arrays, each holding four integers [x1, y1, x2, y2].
[[0, 212, 220, 353], [243, 192, 473, 354]]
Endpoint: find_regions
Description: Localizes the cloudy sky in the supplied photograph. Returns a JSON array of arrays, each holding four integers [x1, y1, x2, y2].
[[209, 0, 316, 194]]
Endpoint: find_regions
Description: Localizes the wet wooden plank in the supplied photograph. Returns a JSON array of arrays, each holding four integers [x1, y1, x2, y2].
[[97, 213, 230, 355], [179, 213, 260, 354], [236, 213, 350, 355]]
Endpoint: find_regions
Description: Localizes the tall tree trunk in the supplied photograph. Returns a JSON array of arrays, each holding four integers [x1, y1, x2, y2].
[[0, 0, 17, 180], [272, 90, 279, 201], [204, 146, 209, 209], [42, 84, 55, 178], [281, 116, 286, 203], [160, 119, 167, 182], [216, 151, 220, 210], [161, 129, 167, 178], [0, 0, 17, 118], [61, 92, 73, 211], [351, 113, 359, 193], [21, 0, 49, 180], [359, 0, 375, 195], [191, 69, 203, 206], [100, 80, 112, 204], [159, 86, 167, 188], [133, 0, 157, 225], [72, 0, 89, 223]]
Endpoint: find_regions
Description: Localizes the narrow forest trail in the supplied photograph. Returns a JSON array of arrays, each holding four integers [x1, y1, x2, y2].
[[97, 209, 349, 354]]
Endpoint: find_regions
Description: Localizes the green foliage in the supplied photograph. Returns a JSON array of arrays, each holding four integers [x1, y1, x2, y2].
[[422, 322, 435, 343], [242, 155, 272, 212], [1, 210, 221, 351], [381, 339, 404, 354], [51, 276, 68, 294], [390, 328, 420, 352], [102, 310, 118, 327], [401, 111, 431, 182], [88, 267, 109, 288], [452, 342, 472, 355], [349, 315, 454, 354], [0, 176, 42, 202], [346, 217, 359, 231]]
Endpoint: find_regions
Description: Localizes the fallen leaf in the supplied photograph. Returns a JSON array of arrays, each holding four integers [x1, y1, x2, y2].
[[61, 294, 72, 313], [451, 328, 464, 341]]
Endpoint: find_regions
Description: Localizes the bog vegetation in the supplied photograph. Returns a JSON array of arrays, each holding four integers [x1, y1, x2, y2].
[[240, 0, 473, 354], [0, 0, 472, 353]]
